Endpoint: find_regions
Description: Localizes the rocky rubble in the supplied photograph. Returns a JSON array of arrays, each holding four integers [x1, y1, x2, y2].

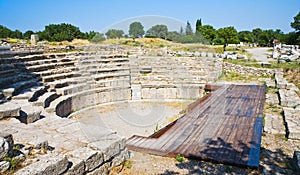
[[223, 62, 275, 76], [273, 70, 300, 140]]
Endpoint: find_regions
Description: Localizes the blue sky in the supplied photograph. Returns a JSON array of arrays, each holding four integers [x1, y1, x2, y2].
[[0, 0, 299, 33]]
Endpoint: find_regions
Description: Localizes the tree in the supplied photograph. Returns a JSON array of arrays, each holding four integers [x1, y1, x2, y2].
[[90, 32, 105, 43], [291, 12, 300, 31], [258, 29, 283, 46], [129, 22, 144, 38], [166, 31, 181, 42], [23, 30, 34, 40], [195, 18, 202, 33], [105, 29, 124, 39], [185, 21, 193, 35], [290, 12, 300, 45], [10, 30, 23, 39], [238, 31, 254, 43], [252, 28, 262, 44], [179, 26, 184, 35], [0, 25, 13, 38], [42, 23, 83, 42], [282, 32, 299, 45], [198, 25, 217, 43], [217, 26, 239, 45], [146, 24, 168, 39]]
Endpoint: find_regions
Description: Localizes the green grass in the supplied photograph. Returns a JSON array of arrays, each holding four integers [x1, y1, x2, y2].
[[225, 59, 300, 69]]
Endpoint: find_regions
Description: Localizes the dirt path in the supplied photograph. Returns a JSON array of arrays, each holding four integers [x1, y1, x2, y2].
[[246, 47, 272, 62]]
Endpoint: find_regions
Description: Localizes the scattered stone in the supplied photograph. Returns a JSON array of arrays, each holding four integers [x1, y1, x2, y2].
[[86, 162, 109, 175], [282, 107, 300, 140], [279, 89, 300, 107], [15, 154, 69, 175], [0, 137, 13, 160], [266, 93, 279, 105], [139, 66, 152, 74], [67, 147, 104, 172], [88, 136, 126, 162], [0, 161, 10, 173], [28, 139, 48, 150], [18, 105, 42, 124], [260, 78, 276, 88], [0, 102, 21, 119], [264, 114, 285, 135], [65, 157, 85, 175]]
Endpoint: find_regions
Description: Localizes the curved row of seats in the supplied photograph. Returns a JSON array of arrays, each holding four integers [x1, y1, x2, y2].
[[0, 52, 131, 122]]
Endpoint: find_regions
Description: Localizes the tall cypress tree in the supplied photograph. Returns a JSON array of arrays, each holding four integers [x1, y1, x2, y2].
[[196, 19, 202, 33], [185, 21, 193, 35]]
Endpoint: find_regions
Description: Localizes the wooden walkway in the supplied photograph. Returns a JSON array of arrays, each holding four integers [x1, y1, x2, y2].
[[126, 84, 266, 167]]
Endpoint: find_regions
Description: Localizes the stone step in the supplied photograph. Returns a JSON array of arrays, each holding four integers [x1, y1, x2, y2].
[[2, 78, 41, 99], [35, 66, 78, 77], [42, 72, 81, 83], [24, 57, 59, 66], [33, 91, 60, 108], [0, 69, 16, 78], [95, 78, 130, 88], [77, 62, 129, 70], [11, 100, 42, 124], [56, 83, 91, 95], [24, 57, 76, 67], [15, 153, 69, 175], [46, 86, 130, 116], [12, 85, 48, 101], [0, 102, 21, 120], [27, 61, 76, 72], [85, 67, 130, 75], [93, 72, 129, 81], [0, 73, 38, 89], [46, 77, 89, 89]]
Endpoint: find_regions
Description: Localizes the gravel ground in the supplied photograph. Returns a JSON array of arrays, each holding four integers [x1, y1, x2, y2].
[[245, 48, 272, 62], [72, 101, 191, 138]]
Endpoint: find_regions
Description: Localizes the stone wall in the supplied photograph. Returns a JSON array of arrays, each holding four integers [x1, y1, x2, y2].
[[129, 56, 223, 100], [223, 62, 275, 76]]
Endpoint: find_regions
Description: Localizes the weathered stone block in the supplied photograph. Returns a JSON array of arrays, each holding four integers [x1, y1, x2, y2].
[[279, 89, 300, 107], [0, 136, 13, 160], [67, 147, 104, 172], [0, 161, 10, 173], [86, 162, 109, 175], [15, 154, 69, 175], [283, 107, 300, 140], [65, 157, 85, 175], [264, 114, 285, 135], [88, 136, 126, 162], [0, 103, 20, 119], [265, 93, 279, 105]]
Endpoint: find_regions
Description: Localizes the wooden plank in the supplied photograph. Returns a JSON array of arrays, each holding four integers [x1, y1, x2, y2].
[[126, 84, 266, 167]]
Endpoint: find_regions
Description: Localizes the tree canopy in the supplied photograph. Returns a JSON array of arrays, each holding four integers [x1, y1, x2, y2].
[[195, 18, 202, 33], [217, 26, 239, 44], [43, 23, 83, 42], [129, 22, 145, 38], [146, 24, 168, 39], [291, 12, 300, 32], [185, 21, 193, 35], [105, 29, 124, 39], [198, 25, 217, 43]]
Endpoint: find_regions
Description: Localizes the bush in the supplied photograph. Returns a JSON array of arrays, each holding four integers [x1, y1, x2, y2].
[[175, 154, 184, 162]]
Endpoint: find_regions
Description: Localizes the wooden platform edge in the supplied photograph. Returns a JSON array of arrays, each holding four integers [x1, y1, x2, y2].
[[247, 117, 263, 167]]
